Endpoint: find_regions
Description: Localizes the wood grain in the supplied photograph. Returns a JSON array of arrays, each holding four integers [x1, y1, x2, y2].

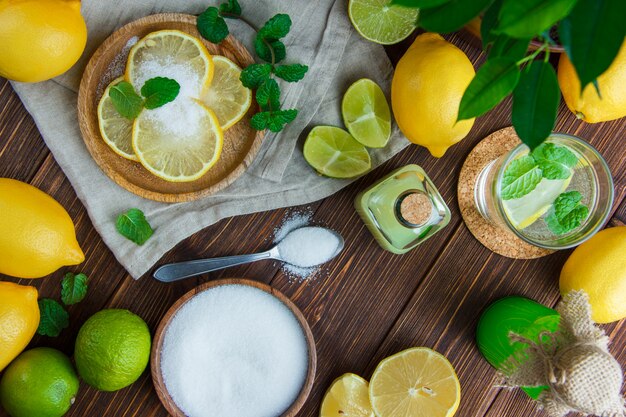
[[1, 28, 625, 417], [77, 13, 264, 203]]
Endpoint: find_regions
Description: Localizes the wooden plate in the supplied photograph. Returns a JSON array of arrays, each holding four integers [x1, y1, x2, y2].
[[151, 278, 317, 417], [77, 14, 264, 203]]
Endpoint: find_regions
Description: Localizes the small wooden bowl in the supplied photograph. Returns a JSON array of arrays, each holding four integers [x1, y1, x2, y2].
[[77, 14, 264, 203], [151, 278, 317, 417]]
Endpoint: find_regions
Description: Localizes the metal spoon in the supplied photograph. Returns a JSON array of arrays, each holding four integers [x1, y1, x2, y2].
[[153, 227, 344, 282]]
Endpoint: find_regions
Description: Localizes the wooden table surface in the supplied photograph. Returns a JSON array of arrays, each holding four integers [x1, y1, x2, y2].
[[1, 30, 625, 417]]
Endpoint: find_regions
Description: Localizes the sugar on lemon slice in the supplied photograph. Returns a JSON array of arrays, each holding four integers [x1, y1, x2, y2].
[[321, 373, 375, 417], [97, 76, 137, 161], [342, 78, 391, 148], [369, 347, 461, 417], [200, 55, 252, 130]]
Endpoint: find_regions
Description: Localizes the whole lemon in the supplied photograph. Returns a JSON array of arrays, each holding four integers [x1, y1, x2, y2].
[[392, 33, 475, 157], [0, 178, 84, 278], [75, 309, 151, 392], [558, 40, 626, 123], [0, 0, 87, 83], [560, 227, 626, 323], [0, 282, 39, 371], [0, 347, 79, 417]]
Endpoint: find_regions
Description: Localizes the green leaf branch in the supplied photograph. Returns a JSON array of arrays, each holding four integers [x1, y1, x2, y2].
[[197, 0, 308, 133]]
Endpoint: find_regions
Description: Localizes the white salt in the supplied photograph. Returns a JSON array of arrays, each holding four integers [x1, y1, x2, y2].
[[132, 58, 204, 100], [142, 97, 205, 137], [273, 211, 312, 243], [278, 227, 341, 268], [160, 284, 309, 417]]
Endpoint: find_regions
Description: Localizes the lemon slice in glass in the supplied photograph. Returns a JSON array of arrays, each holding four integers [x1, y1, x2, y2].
[[303, 126, 371, 179], [348, 0, 418, 45], [321, 373, 374, 417], [132, 99, 223, 182], [200, 55, 252, 130], [503, 176, 572, 230], [97, 77, 137, 161], [126, 30, 213, 98], [369, 347, 461, 417], [342, 78, 391, 148]]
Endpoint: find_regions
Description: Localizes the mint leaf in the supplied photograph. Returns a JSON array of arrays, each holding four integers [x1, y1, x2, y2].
[[219, 0, 241, 17], [267, 109, 297, 132], [531, 143, 578, 180], [240, 64, 272, 89], [198, 7, 229, 43], [141, 77, 180, 109], [254, 38, 286, 63], [256, 79, 281, 110], [258, 14, 291, 40], [116, 208, 154, 245], [61, 273, 89, 305], [37, 299, 69, 337], [501, 155, 542, 200], [109, 81, 143, 120], [274, 64, 308, 82], [545, 191, 589, 235], [250, 111, 271, 130], [554, 190, 583, 216]]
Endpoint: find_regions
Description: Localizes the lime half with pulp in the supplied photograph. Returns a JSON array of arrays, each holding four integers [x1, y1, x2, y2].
[[348, 0, 418, 45], [342, 79, 391, 148], [503, 177, 572, 230], [304, 126, 371, 178]]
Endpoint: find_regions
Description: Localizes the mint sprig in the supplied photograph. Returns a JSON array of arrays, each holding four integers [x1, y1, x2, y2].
[[531, 143, 578, 180], [545, 191, 589, 235], [37, 299, 69, 337], [109, 77, 181, 120], [61, 272, 89, 306], [197, 0, 308, 133], [501, 155, 543, 200], [116, 208, 154, 245]]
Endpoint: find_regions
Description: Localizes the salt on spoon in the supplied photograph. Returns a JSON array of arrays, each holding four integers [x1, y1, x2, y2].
[[153, 226, 344, 282]]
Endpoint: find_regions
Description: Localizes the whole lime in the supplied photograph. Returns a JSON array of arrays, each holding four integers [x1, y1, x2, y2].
[[74, 309, 151, 391], [0, 347, 79, 417]]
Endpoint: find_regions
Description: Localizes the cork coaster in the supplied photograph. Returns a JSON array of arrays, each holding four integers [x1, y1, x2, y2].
[[458, 127, 554, 259]]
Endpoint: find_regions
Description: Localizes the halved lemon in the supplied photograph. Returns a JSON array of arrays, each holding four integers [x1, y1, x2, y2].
[[369, 347, 461, 417], [97, 77, 137, 161], [126, 30, 213, 98], [131, 99, 223, 182], [200, 55, 251, 130], [321, 373, 375, 417]]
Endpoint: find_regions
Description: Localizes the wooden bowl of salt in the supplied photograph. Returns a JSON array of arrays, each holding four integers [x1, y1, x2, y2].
[[151, 278, 316, 417], [77, 13, 264, 203]]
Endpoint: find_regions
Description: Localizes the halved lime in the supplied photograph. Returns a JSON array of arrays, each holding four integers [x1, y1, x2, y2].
[[348, 0, 419, 45], [303, 126, 371, 178], [503, 177, 572, 229], [342, 79, 391, 148]]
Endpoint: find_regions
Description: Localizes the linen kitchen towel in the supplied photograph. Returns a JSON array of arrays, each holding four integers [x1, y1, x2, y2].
[[11, 0, 409, 278]]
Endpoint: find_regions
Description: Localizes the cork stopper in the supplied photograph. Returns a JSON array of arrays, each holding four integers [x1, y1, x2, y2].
[[399, 192, 432, 226]]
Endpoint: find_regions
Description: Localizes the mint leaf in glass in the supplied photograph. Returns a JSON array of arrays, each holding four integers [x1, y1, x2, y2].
[[240, 64, 272, 89], [274, 64, 309, 82], [501, 155, 543, 200], [116, 208, 154, 245], [141, 77, 180, 109], [109, 81, 143, 120], [545, 191, 589, 235], [37, 299, 69, 337], [197, 7, 229, 43], [531, 143, 578, 180], [61, 273, 89, 306]]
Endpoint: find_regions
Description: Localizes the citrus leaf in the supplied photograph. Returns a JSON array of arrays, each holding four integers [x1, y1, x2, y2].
[[240, 64, 272, 89], [418, 0, 492, 33], [495, 0, 578, 39], [390, 0, 449, 7], [219, 0, 241, 17], [141, 77, 180, 109], [501, 155, 542, 200], [116, 208, 154, 245], [61, 273, 89, 306], [109, 81, 143, 120], [37, 299, 69, 337], [256, 78, 281, 110], [458, 57, 520, 121], [197, 7, 229, 43], [512, 61, 559, 151], [559, 0, 626, 91], [258, 14, 291, 40], [481, 0, 503, 48], [254, 38, 286, 63], [273, 64, 308, 82], [488, 35, 530, 61]]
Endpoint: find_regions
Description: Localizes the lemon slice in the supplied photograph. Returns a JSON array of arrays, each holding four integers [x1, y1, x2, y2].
[[348, 0, 418, 45], [97, 77, 137, 161], [132, 99, 223, 182], [200, 55, 252, 130], [342, 78, 391, 148], [126, 30, 213, 98], [503, 176, 572, 230], [303, 126, 371, 179], [369, 347, 461, 417], [321, 373, 375, 417]]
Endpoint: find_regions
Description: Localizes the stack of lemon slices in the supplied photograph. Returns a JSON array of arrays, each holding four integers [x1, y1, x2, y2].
[[97, 30, 252, 182]]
